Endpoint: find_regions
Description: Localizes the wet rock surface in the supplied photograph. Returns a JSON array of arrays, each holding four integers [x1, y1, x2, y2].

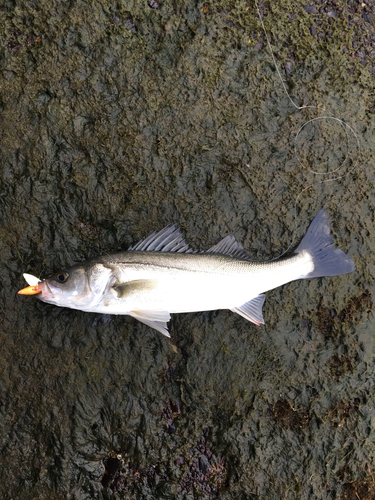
[[1, 0, 375, 498]]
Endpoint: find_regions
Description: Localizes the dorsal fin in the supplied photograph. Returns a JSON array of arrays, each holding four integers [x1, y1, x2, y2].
[[128, 224, 194, 253], [206, 235, 253, 260]]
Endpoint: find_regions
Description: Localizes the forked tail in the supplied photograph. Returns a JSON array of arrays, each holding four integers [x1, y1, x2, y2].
[[296, 210, 355, 279]]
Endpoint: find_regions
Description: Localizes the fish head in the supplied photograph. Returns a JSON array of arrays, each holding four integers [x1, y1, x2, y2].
[[39, 265, 92, 308], [19, 262, 114, 311]]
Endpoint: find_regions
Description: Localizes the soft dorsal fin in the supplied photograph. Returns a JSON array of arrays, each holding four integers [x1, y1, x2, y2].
[[128, 224, 194, 253], [206, 234, 253, 260]]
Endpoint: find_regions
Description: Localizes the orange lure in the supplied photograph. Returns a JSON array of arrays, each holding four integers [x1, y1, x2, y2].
[[18, 285, 41, 295]]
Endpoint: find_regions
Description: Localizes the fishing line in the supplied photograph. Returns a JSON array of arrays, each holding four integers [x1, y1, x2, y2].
[[253, 2, 360, 260]]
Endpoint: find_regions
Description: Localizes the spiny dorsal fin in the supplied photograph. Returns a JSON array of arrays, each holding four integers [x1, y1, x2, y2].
[[128, 224, 194, 253], [206, 234, 253, 260]]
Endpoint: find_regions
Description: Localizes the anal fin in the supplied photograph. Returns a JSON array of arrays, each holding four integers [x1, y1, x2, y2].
[[129, 310, 171, 337], [231, 295, 266, 326]]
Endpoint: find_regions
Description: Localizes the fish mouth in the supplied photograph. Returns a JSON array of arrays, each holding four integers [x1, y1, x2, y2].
[[18, 279, 60, 304], [18, 273, 52, 297]]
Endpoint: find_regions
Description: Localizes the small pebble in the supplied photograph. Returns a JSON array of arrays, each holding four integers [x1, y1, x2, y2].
[[304, 6, 318, 14], [148, 0, 159, 9], [284, 61, 292, 78], [327, 9, 338, 18]]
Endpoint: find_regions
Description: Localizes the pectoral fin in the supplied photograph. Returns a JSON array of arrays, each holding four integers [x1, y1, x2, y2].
[[129, 310, 171, 337], [114, 279, 158, 298], [231, 295, 266, 326]]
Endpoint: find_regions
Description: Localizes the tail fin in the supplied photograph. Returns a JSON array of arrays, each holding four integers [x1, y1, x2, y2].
[[296, 210, 355, 279]]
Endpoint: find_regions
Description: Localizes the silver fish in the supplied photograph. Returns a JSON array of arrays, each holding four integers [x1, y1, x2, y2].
[[18, 210, 355, 337]]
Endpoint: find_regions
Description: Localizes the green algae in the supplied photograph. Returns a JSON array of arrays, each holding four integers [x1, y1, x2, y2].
[[0, 0, 375, 498]]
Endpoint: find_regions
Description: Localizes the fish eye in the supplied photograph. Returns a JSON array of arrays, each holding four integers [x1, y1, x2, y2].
[[56, 272, 69, 283]]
